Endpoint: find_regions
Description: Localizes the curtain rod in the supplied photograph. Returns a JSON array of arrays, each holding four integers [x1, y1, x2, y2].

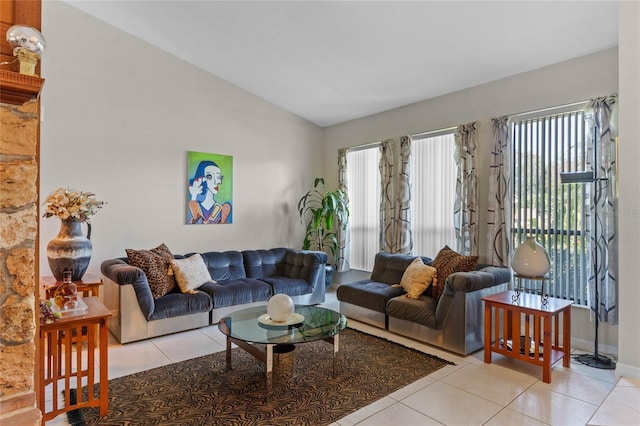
[[345, 140, 382, 153], [412, 125, 458, 140], [509, 99, 590, 120]]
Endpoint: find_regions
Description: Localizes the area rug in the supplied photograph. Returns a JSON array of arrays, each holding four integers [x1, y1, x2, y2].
[[69, 328, 453, 425]]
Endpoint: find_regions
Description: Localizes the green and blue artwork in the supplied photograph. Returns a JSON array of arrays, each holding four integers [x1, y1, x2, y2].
[[187, 151, 233, 224]]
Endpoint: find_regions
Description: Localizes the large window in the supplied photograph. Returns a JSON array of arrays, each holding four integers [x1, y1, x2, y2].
[[511, 106, 590, 305], [346, 147, 380, 271], [410, 132, 457, 257]]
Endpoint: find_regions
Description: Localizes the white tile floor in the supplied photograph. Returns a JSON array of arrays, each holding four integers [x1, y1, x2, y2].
[[47, 289, 640, 425]]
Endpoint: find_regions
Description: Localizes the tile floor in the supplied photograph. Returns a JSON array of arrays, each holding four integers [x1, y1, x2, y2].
[[46, 289, 640, 425]]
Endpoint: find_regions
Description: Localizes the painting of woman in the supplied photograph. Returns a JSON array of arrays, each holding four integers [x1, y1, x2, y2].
[[187, 155, 232, 224]]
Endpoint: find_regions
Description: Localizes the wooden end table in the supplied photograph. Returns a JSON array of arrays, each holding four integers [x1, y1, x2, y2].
[[38, 296, 111, 422], [482, 290, 572, 383], [40, 273, 103, 299]]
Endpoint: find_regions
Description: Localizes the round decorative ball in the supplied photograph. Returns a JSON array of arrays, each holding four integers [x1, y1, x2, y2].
[[267, 294, 295, 322]]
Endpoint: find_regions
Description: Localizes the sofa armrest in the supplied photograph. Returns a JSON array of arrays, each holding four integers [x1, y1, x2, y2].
[[435, 266, 510, 328], [446, 266, 511, 293], [101, 258, 155, 319]]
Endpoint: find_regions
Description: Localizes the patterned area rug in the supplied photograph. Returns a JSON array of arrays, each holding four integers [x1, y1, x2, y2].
[[71, 328, 452, 425]]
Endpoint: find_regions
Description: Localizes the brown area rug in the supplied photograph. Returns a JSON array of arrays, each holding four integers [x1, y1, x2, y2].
[[72, 328, 453, 425]]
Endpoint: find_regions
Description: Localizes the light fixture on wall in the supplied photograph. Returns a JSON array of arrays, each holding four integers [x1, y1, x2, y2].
[[559, 130, 615, 370], [6, 25, 46, 76]]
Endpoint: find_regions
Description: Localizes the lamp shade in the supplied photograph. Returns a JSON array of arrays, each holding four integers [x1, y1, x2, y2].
[[511, 236, 551, 278], [6, 25, 46, 55]]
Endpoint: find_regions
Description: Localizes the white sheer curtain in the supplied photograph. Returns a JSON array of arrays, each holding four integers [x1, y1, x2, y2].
[[410, 133, 457, 257], [346, 147, 380, 271], [454, 122, 479, 256]]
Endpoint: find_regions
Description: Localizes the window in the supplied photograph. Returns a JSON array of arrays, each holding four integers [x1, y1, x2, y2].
[[346, 147, 380, 271], [511, 106, 590, 305], [410, 132, 457, 257]]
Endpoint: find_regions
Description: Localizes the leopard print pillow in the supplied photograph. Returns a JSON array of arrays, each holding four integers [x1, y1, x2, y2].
[[126, 243, 177, 299], [431, 245, 478, 301]]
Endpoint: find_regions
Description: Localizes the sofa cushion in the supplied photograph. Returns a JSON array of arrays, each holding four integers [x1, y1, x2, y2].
[[260, 276, 312, 297], [431, 245, 478, 301], [243, 248, 286, 278], [386, 294, 438, 329], [397, 257, 437, 299], [199, 251, 247, 281], [199, 279, 272, 308], [148, 290, 213, 321], [126, 243, 177, 299], [370, 252, 432, 285], [171, 253, 214, 294], [336, 280, 405, 313]]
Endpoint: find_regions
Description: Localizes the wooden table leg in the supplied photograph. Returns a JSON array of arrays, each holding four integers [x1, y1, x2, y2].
[[542, 314, 552, 383], [266, 344, 273, 398], [99, 318, 109, 417], [563, 306, 571, 368], [484, 302, 492, 363]]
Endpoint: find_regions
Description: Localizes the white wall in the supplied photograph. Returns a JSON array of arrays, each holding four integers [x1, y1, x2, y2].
[[616, 0, 640, 379], [39, 1, 323, 276], [323, 48, 621, 353]]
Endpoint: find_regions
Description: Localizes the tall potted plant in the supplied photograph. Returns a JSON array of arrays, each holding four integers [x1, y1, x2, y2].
[[297, 178, 349, 285]]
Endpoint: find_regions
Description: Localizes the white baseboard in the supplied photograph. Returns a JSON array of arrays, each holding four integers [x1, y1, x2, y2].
[[615, 362, 640, 380]]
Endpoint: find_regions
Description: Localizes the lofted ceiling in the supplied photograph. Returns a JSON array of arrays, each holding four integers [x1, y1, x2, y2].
[[64, 0, 619, 127]]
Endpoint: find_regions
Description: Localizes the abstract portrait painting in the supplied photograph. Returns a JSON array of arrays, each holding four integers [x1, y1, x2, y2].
[[187, 151, 233, 224]]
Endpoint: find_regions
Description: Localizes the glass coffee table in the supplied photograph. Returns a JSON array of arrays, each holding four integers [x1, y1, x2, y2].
[[218, 305, 347, 393]]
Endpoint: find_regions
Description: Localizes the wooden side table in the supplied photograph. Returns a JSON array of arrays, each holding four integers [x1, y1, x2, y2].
[[40, 273, 103, 299], [482, 290, 572, 383], [38, 297, 111, 422]]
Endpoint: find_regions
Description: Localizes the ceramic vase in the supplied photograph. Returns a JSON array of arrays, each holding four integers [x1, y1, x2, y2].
[[47, 218, 92, 281], [511, 236, 551, 278]]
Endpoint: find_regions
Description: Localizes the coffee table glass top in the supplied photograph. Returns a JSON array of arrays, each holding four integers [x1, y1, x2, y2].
[[218, 305, 346, 345]]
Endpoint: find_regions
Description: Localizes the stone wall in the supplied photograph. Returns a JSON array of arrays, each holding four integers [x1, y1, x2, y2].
[[0, 100, 41, 424]]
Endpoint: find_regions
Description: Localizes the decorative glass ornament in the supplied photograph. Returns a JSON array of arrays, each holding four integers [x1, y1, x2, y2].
[[267, 294, 295, 322], [511, 236, 551, 278], [54, 270, 78, 310]]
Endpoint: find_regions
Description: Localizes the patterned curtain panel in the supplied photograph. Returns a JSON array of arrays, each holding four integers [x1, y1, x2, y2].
[[487, 116, 512, 266], [453, 122, 479, 256], [394, 136, 413, 254], [585, 94, 618, 324], [336, 148, 350, 272], [379, 139, 395, 252]]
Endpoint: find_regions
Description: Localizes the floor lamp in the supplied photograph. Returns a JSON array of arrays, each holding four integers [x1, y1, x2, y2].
[[560, 131, 616, 370]]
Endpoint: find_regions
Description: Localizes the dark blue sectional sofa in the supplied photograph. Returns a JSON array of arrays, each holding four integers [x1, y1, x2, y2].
[[102, 248, 327, 343]]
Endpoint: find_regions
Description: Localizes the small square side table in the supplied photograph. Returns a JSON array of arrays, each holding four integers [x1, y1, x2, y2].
[[40, 273, 103, 299], [482, 290, 572, 383]]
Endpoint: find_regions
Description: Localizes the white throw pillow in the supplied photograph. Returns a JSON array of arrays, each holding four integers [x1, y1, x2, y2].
[[170, 253, 214, 294], [397, 257, 437, 299]]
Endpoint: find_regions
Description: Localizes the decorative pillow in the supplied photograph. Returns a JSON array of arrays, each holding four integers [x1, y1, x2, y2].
[[170, 253, 214, 294], [431, 245, 479, 300], [397, 257, 437, 299], [126, 243, 177, 299]]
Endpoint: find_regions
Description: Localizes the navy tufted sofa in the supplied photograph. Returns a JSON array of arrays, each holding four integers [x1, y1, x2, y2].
[[337, 252, 510, 355], [102, 248, 327, 343]]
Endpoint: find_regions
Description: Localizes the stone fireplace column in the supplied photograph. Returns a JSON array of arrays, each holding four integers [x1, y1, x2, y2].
[[0, 99, 42, 424]]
